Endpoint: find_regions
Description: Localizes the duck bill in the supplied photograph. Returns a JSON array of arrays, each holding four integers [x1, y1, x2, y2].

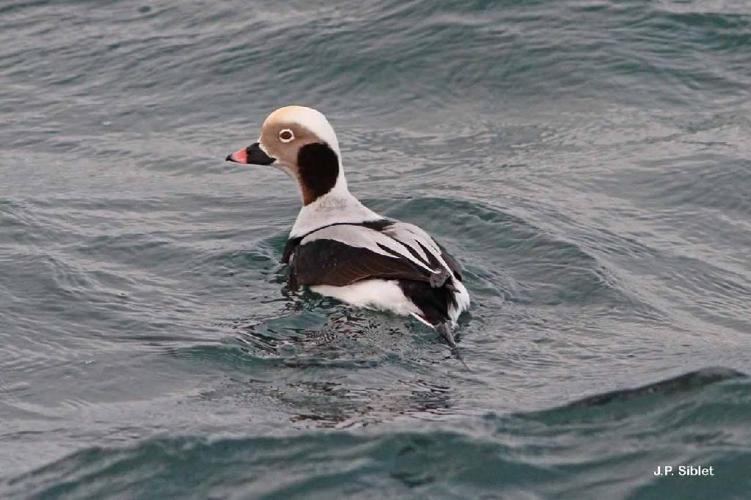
[[225, 142, 276, 165]]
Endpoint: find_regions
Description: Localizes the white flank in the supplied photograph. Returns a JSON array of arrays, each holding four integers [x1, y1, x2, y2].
[[312, 280, 422, 317], [447, 279, 471, 326]]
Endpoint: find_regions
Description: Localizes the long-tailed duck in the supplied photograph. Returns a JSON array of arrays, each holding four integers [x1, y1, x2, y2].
[[226, 106, 470, 354]]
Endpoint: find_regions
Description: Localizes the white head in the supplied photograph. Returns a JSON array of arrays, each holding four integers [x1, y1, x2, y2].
[[226, 106, 347, 205]]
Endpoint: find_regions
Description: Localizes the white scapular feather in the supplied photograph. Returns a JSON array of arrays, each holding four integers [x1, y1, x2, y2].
[[302, 224, 438, 274]]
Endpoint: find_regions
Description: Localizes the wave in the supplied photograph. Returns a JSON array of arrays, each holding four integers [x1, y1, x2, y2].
[[4, 368, 749, 499]]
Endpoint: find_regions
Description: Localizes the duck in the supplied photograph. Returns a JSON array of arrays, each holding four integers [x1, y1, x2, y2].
[[226, 106, 470, 353]]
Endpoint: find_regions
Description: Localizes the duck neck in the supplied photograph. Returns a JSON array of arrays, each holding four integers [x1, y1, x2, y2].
[[290, 169, 381, 238], [293, 142, 337, 205]]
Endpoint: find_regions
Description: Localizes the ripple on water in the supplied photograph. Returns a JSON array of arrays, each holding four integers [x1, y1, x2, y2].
[[383, 196, 640, 310], [4, 368, 749, 499]]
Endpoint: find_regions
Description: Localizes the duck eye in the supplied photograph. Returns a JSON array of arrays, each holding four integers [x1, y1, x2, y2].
[[279, 129, 294, 143]]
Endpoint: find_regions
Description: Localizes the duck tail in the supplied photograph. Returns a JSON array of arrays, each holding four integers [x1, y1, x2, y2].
[[436, 322, 470, 371]]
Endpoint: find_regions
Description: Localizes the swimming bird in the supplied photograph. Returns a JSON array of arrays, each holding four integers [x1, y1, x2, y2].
[[226, 106, 470, 354]]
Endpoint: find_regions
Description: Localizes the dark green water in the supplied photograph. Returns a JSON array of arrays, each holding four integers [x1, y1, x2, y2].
[[2, 0, 751, 498]]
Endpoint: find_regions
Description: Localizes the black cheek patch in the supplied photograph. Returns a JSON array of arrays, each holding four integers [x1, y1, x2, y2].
[[297, 142, 339, 203]]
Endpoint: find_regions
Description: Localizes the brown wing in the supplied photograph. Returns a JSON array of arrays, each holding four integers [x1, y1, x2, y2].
[[289, 239, 434, 288]]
